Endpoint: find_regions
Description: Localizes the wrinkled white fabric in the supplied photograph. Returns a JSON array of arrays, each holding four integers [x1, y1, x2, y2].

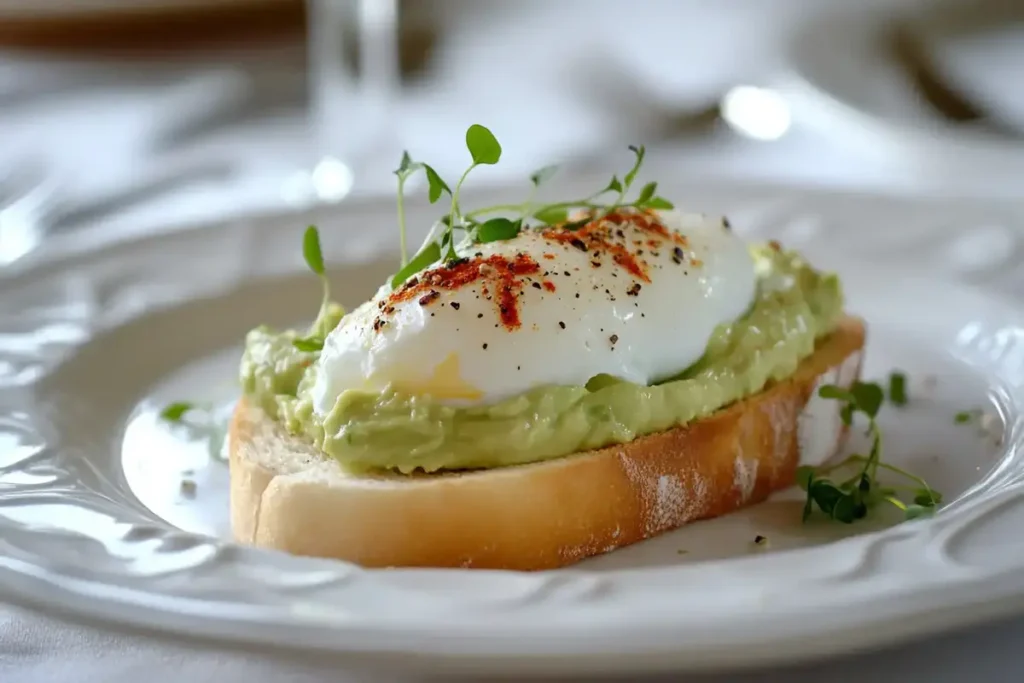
[[2, 602, 1022, 683]]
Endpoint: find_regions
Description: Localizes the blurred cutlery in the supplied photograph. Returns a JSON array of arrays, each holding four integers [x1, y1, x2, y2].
[[1, 154, 237, 265], [566, 49, 725, 144], [889, 23, 1022, 138]]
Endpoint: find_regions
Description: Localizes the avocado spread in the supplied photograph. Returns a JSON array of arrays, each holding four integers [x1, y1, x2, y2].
[[240, 244, 843, 474]]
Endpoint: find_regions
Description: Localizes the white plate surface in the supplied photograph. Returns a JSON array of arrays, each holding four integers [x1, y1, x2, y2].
[[1, 173, 1024, 676]]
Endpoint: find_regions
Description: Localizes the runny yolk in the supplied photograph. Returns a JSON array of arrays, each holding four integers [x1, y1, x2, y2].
[[389, 352, 482, 401]]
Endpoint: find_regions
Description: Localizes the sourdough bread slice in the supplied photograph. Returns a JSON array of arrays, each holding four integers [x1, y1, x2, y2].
[[230, 315, 866, 570]]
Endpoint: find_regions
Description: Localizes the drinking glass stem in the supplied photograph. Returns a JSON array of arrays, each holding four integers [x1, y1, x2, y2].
[[308, 0, 400, 165]]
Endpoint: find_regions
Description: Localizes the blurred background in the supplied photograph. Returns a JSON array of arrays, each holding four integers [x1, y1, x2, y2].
[[1, 0, 1022, 264]]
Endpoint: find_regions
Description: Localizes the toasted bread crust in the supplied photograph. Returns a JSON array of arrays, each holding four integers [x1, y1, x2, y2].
[[230, 316, 865, 570]]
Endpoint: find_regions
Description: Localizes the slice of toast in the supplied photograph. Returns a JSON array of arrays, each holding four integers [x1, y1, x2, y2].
[[229, 315, 865, 570]]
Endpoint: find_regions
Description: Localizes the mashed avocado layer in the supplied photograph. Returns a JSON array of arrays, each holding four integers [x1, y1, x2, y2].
[[240, 245, 843, 474]]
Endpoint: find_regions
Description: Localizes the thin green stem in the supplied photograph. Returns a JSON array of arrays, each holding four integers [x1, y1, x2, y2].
[[396, 176, 409, 266], [813, 454, 862, 476], [884, 496, 907, 511], [465, 199, 607, 220], [869, 419, 883, 480], [447, 164, 477, 259], [843, 454, 931, 491]]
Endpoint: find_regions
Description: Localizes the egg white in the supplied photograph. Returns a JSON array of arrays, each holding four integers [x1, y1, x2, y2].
[[311, 210, 756, 414]]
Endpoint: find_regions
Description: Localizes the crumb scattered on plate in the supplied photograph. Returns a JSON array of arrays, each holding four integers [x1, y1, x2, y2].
[[180, 479, 197, 498]]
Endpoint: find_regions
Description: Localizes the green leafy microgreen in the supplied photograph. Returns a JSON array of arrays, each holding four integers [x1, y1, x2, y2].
[[889, 371, 908, 406], [636, 181, 657, 206], [600, 175, 624, 196], [476, 217, 522, 243], [955, 410, 978, 424], [421, 164, 450, 204], [459, 140, 673, 230], [795, 465, 815, 491], [382, 127, 683, 287], [818, 384, 855, 402], [299, 224, 331, 333], [643, 196, 675, 210], [623, 144, 645, 189], [797, 378, 943, 524], [302, 225, 325, 276], [913, 488, 942, 506], [391, 241, 442, 289], [850, 381, 884, 418], [465, 124, 502, 165], [533, 206, 569, 225], [438, 124, 505, 261], [159, 401, 195, 423], [904, 504, 931, 520]]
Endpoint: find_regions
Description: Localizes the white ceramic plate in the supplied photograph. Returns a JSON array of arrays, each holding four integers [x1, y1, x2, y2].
[[1, 173, 1024, 677], [778, 3, 1024, 189]]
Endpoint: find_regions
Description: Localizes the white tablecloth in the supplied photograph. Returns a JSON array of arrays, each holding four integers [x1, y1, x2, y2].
[[3, 1, 1023, 680], [4, 601, 1023, 683]]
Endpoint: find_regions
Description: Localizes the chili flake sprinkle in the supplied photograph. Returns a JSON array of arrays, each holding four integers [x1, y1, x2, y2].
[[540, 211, 656, 282], [389, 253, 541, 330]]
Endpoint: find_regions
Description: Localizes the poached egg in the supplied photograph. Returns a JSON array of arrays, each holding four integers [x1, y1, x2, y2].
[[311, 209, 756, 414]]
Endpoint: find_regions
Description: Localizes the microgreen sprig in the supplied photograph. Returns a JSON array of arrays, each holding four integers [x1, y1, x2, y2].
[[797, 380, 942, 523], [292, 225, 330, 353], [463, 143, 673, 229], [393, 152, 419, 266], [888, 370, 908, 406], [387, 124, 676, 290]]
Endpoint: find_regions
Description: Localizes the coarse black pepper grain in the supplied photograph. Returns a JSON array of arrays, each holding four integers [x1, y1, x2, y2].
[[450, 301, 460, 310], [627, 283, 641, 296], [532, 282, 542, 289], [558, 321, 566, 329], [482, 343, 488, 350], [570, 238, 587, 251]]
